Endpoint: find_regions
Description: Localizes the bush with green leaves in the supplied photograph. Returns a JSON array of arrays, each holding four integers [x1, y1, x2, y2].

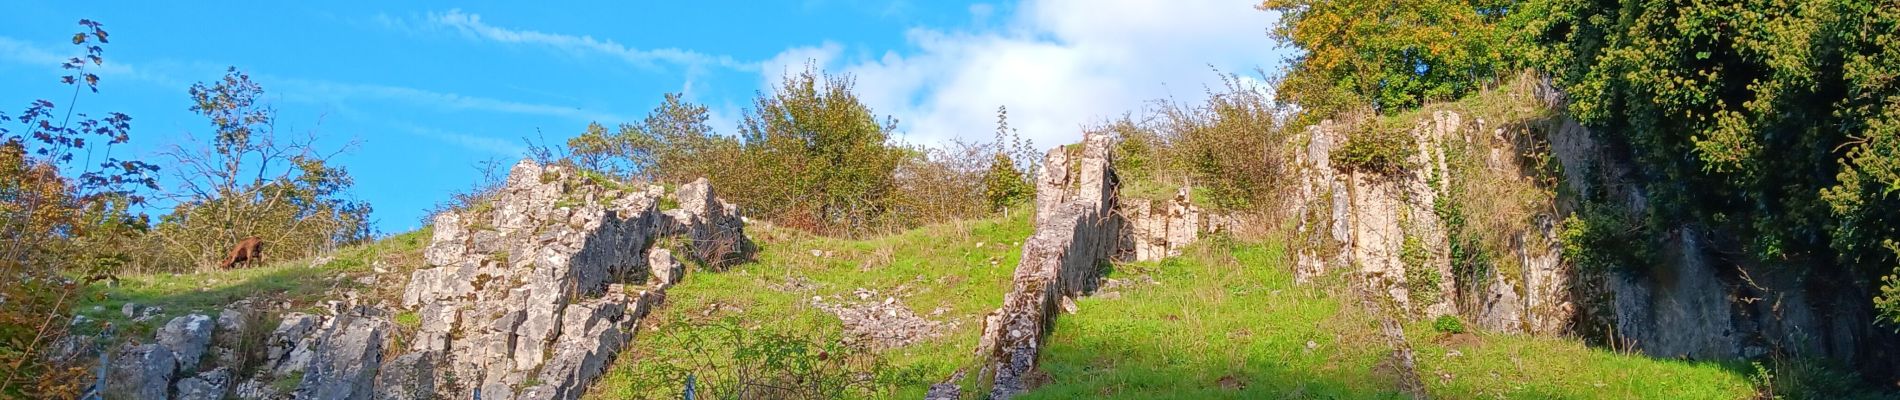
[[0, 20, 161, 398], [1433, 315, 1467, 335], [1330, 126, 1415, 176]]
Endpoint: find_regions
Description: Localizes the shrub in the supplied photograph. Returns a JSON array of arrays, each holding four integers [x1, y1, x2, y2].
[[0, 20, 160, 398], [1331, 126, 1415, 175], [1433, 315, 1467, 335], [1155, 71, 1294, 211]]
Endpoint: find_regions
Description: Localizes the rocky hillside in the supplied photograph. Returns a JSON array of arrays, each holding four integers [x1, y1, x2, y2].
[[66, 100, 1892, 398], [80, 160, 752, 400]]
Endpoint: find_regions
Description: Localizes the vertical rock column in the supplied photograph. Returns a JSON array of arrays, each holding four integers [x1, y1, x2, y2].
[[976, 133, 1122, 399]]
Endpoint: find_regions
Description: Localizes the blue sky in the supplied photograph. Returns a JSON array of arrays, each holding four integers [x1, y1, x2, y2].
[[1, 1, 1287, 234]]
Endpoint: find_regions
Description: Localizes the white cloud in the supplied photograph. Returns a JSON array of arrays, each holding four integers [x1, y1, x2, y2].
[[391, 122, 527, 156], [758, 42, 845, 91], [763, 0, 1286, 148], [428, 9, 755, 72], [0, 36, 190, 88], [272, 77, 632, 123]]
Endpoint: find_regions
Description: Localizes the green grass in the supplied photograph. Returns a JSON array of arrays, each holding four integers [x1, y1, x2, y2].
[[74, 229, 432, 338], [64, 207, 1772, 399], [589, 212, 1763, 399], [1028, 238, 1754, 399], [589, 210, 1036, 399]]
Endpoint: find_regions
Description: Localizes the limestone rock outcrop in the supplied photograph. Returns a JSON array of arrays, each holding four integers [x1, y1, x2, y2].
[[1290, 79, 1896, 377], [95, 159, 750, 400], [105, 343, 176, 400], [1121, 187, 1203, 262], [1292, 110, 1466, 320], [396, 160, 743, 400], [156, 313, 213, 373], [976, 132, 1123, 399]]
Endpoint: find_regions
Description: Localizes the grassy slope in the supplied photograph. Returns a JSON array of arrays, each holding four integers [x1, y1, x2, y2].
[[590, 212, 1036, 398], [69, 210, 1758, 399], [1030, 240, 1752, 400], [74, 229, 431, 339], [590, 211, 1756, 399]]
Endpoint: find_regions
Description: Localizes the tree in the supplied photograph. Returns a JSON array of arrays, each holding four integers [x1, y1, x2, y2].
[[1525, 0, 1900, 325], [737, 63, 904, 235], [152, 67, 372, 270], [568, 92, 737, 183], [1260, 0, 1518, 120], [0, 20, 160, 398]]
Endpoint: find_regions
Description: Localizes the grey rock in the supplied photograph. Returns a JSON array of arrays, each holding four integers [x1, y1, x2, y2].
[[648, 248, 684, 289], [105, 344, 176, 400], [1121, 186, 1208, 262], [158, 313, 215, 373], [174, 367, 232, 400], [295, 308, 391, 400], [983, 133, 1123, 399], [374, 351, 436, 400], [405, 160, 749, 399]]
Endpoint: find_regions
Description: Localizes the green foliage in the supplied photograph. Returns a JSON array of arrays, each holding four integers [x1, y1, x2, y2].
[[1331, 126, 1416, 175], [1262, 0, 1522, 119], [146, 67, 372, 272], [1750, 358, 1894, 400], [567, 93, 734, 183], [0, 20, 162, 398], [626, 315, 923, 399], [981, 152, 1032, 212], [1878, 243, 1900, 329], [735, 63, 906, 236], [1558, 206, 1655, 274], [1108, 117, 1162, 183], [1108, 71, 1295, 212], [1526, 0, 1900, 323], [1432, 315, 1467, 335], [979, 106, 1037, 213], [1401, 235, 1441, 307]]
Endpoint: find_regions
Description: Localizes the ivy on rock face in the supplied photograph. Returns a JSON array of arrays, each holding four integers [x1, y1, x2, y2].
[[1265, 0, 1900, 329], [1535, 0, 1900, 325]]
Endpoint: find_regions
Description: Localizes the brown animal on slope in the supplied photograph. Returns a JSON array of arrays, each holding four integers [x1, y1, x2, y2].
[[220, 236, 265, 269]]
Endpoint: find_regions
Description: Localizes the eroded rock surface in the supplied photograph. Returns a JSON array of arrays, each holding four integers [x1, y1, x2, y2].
[[397, 160, 746, 400], [1121, 187, 1203, 262], [977, 132, 1124, 399], [98, 159, 749, 400]]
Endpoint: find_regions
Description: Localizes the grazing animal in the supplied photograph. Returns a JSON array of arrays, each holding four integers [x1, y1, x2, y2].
[[220, 236, 265, 269]]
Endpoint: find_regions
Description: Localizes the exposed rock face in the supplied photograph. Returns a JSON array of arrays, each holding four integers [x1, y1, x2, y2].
[[977, 133, 1123, 399], [105, 344, 176, 400], [396, 160, 747, 400], [664, 177, 751, 269], [400, 160, 665, 399], [1293, 112, 1468, 320], [1546, 110, 1892, 370], [157, 314, 214, 373], [1121, 187, 1203, 262], [174, 367, 231, 400], [1292, 81, 1897, 377], [648, 248, 684, 289], [374, 351, 436, 400], [294, 307, 390, 400], [98, 160, 749, 400]]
